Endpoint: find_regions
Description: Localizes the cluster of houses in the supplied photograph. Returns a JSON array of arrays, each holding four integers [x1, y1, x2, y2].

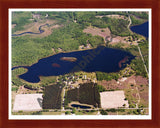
[[79, 43, 91, 50], [58, 73, 96, 90]]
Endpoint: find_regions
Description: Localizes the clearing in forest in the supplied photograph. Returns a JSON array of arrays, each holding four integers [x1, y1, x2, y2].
[[100, 90, 129, 109], [13, 94, 43, 112]]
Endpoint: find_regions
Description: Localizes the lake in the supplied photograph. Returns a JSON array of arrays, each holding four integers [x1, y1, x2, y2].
[[130, 21, 148, 39], [13, 46, 135, 83]]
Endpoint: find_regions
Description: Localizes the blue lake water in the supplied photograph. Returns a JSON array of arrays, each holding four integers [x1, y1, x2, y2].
[[130, 21, 149, 39], [12, 46, 135, 83]]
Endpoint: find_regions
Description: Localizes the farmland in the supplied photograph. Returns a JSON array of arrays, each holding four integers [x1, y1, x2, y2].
[[11, 11, 149, 116], [65, 82, 101, 108], [42, 84, 63, 109]]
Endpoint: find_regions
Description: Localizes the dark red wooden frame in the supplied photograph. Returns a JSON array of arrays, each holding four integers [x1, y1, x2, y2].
[[0, 0, 160, 128]]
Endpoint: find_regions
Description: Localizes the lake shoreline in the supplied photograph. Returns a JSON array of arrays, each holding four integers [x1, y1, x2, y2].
[[12, 45, 131, 69]]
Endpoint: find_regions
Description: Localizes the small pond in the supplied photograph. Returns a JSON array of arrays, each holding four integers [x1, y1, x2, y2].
[[71, 104, 91, 109]]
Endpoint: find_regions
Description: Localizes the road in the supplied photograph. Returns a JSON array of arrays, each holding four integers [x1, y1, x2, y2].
[[137, 45, 149, 77], [128, 15, 132, 29], [61, 88, 65, 111], [135, 86, 141, 108], [50, 107, 149, 112]]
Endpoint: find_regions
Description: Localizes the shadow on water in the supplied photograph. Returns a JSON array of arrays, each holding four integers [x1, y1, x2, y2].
[[37, 97, 43, 107]]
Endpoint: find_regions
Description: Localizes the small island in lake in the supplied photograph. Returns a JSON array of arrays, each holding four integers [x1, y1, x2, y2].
[[52, 63, 61, 68], [11, 10, 150, 116], [60, 57, 77, 62]]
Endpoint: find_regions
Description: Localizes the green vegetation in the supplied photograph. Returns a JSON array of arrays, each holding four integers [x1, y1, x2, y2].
[[11, 11, 149, 116], [12, 36, 53, 67], [106, 18, 130, 36], [125, 89, 138, 108], [12, 68, 27, 87], [130, 15, 146, 26], [106, 108, 125, 112], [40, 76, 56, 87], [65, 82, 101, 108], [12, 12, 33, 32], [128, 12, 148, 20], [71, 108, 76, 114], [11, 86, 18, 92], [132, 109, 142, 115], [100, 109, 108, 115], [130, 58, 147, 77], [71, 109, 98, 115], [65, 111, 71, 115], [23, 84, 40, 90], [96, 85, 106, 92], [96, 72, 119, 81], [32, 111, 42, 115], [42, 84, 63, 109]]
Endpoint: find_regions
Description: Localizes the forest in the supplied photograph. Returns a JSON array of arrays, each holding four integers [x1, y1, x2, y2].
[[11, 11, 149, 89], [65, 83, 101, 108], [42, 84, 63, 109]]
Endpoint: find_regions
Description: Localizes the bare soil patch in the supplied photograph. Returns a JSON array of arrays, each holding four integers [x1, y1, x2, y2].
[[13, 94, 43, 112], [83, 26, 111, 39], [110, 36, 129, 44], [98, 75, 148, 91], [98, 79, 126, 90], [98, 75, 149, 108], [96, 14, 127, 20], [83, 26, 135, 47], [100, 91, 129, 108]]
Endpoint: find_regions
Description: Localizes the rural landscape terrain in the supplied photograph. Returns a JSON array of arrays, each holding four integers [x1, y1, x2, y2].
[[11, 10, 149, 116]]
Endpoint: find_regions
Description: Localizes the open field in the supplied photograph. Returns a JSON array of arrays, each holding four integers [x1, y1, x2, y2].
[[95, 14, 127, 20], [100, 91, 129, 109], [11, 11, 149, 116], [13, 94, 42, 112], [83, 26, 111, 39]]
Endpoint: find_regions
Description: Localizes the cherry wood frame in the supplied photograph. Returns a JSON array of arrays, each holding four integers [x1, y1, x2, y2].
[[0, 0, 160, 128]]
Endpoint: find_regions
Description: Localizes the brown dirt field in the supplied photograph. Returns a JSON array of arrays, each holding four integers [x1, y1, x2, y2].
[[13, 94, 43, 112], [95, 14, 126, 20], [134, 76, 149, 86], [98, 79, 126, 90], [140, 91, 148, 101], [100, 91, 129, 108], [83, 26, 111, 39], [83, 26, 138, 47], [98, 75, 149, 108], [110, 36, 130, 45]]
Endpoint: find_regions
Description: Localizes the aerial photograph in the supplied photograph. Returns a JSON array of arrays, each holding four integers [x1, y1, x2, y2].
[[10, 9, 150, 118]]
